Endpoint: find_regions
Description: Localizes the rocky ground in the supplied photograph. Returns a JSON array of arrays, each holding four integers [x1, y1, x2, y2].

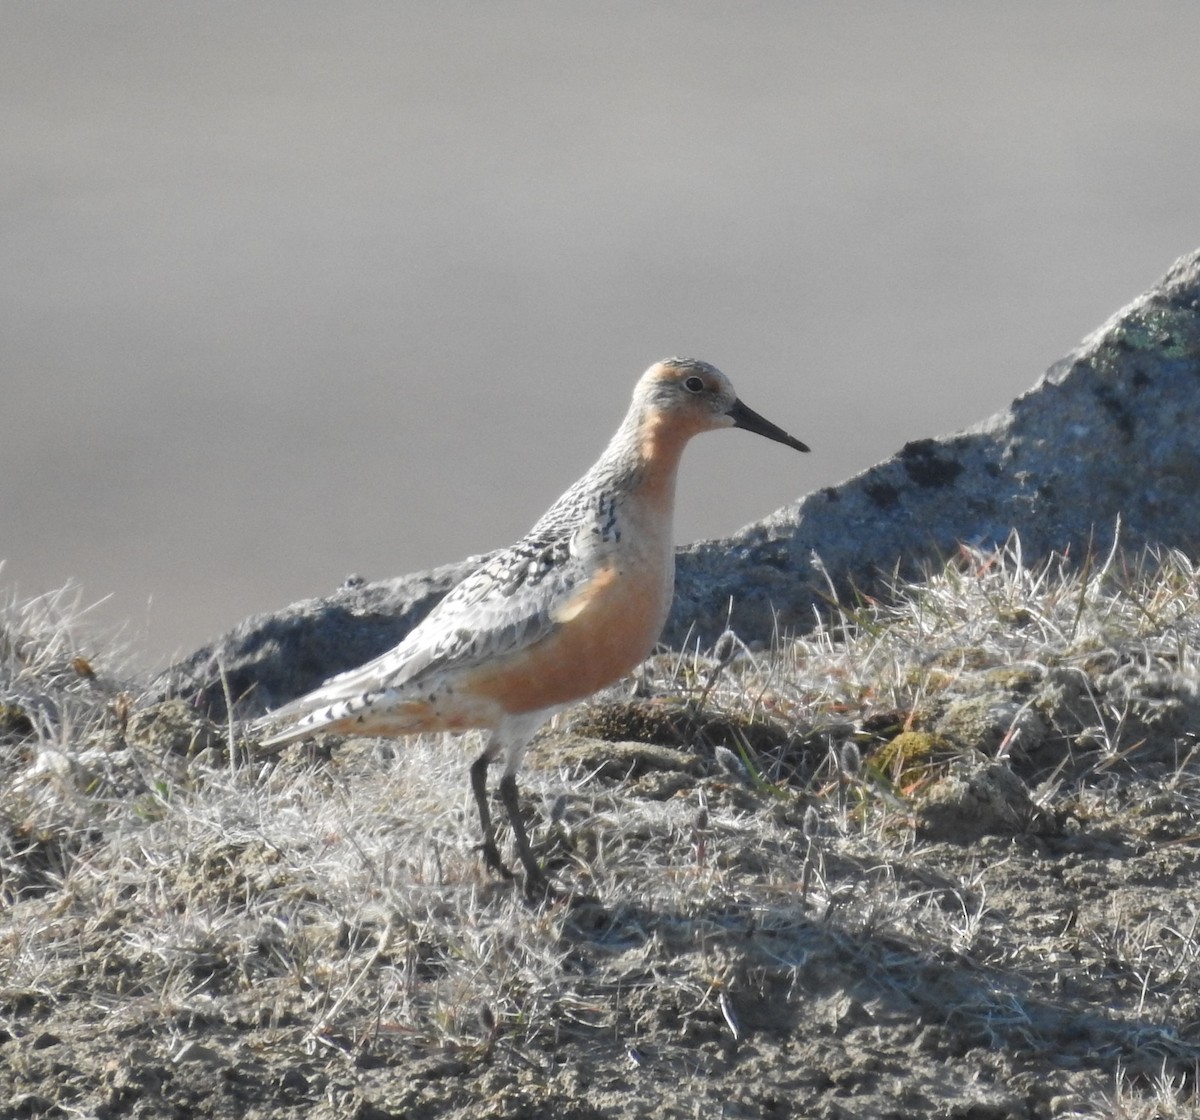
[[3, 541, 1200, 1119]]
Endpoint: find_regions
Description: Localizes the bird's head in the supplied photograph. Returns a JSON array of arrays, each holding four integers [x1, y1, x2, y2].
[[634, 358, 810, 453]]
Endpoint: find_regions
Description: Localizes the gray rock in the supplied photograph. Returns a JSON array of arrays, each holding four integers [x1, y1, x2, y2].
[[668, 246, 1200, 647], [154, 248, 1200, 718], [151, 562, 488, 717]]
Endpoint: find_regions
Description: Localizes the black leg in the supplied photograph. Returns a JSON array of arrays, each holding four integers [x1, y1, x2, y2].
[[498, 772, 549, 895], [470, 750, 513, 880]]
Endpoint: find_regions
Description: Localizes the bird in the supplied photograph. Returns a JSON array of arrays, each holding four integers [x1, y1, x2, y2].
[[253, 358, 808, 893]]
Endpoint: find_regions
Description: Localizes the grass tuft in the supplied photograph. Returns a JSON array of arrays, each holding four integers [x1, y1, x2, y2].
[[3, 536, 1200, 1117]]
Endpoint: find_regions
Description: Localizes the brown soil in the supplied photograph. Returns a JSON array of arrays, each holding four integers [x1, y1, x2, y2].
[[3, 723, 1199, 1120]]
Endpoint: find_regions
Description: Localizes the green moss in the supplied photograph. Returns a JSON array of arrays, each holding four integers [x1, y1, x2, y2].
[[1111, 307, 1198, 360], [902, 666, 958, 693], [870, 730, 954, 788], [980, 665, 1044, 694]]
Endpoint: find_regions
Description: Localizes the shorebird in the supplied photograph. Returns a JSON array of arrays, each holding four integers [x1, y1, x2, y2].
[[254, 358, 808, 892]]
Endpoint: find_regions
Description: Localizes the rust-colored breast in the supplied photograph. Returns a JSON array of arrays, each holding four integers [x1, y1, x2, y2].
[[465, 557, 670, 715]]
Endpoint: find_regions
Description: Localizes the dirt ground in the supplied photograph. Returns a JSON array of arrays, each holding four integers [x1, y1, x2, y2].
[[5, 551, 1200, 1119], [4, 723, 1199, 1120]]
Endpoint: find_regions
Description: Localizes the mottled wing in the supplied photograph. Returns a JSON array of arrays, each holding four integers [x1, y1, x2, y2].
[[253, 526, 588, 743], [395, 528, 584, 680]]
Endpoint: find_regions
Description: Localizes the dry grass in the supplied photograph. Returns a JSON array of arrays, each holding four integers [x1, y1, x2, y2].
[[3, 535, 1200, 1118]]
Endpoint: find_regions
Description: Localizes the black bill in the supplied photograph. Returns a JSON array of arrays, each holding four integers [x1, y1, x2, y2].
[[727, 398, 810, 453]]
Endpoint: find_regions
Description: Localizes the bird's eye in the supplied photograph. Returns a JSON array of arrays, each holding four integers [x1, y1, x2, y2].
[[683, 376, 705, 393]]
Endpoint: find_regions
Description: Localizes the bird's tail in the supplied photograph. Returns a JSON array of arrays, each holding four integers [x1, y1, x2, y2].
[[248, 650, 412, 746], [252, 685, 399, 747]]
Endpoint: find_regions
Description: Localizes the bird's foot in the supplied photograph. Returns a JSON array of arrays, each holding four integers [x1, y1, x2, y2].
[[520, 864, 555, 901], [476, 840, 515, 882]]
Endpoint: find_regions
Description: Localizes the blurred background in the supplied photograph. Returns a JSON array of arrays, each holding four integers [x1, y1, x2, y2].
[[3, 2, 1199, 669]]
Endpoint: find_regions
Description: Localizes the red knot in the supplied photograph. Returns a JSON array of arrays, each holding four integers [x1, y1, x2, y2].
[[254, 358, 808, 892]]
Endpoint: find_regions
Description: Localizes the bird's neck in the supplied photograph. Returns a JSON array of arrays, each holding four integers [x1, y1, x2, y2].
[[602, 405, 692, 519]]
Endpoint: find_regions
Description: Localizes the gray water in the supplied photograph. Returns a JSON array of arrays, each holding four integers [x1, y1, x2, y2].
[[3, 2, 1199, 668]]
